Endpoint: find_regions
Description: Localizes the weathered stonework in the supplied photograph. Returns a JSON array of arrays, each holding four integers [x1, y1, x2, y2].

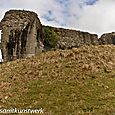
[[43, 26, 99, 49], [1, 10, 115, 62], [99, 32, 115, 45], [0, 10, 44, 62]]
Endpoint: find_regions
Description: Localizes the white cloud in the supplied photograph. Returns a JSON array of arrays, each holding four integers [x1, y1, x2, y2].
[[73, 0, 115, 36], [1, 0, 115, 59], [0, 0, 115, 37]]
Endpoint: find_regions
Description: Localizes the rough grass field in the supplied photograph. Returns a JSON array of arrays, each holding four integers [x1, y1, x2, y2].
[[0, 45, 115, 114]]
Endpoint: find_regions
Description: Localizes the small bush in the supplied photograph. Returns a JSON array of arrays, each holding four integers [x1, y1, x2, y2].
[[44, 27, 57, 49]]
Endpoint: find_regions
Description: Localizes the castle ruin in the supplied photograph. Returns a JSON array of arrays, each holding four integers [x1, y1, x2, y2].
[[0, 10, 115, 62]]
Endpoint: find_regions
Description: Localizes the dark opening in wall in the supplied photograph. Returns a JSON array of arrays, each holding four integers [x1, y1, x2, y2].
[[20, 24, 29, 57], [6, 30, 15, 61], [0, 30, 3, 63]]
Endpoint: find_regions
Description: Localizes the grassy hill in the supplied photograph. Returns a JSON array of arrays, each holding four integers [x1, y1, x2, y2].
[[0, 45, 115, 114]]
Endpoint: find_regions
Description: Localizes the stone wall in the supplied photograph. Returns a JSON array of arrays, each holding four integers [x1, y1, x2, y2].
[[1, 10, 115, 62], [99, 32, 115, 45], [43, 26, 99, 49], [0, 10, 44, 62]]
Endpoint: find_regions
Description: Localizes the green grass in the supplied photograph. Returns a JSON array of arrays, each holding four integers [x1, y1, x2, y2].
[[0, 45, 115, 114], [4, 72, 115, 114]]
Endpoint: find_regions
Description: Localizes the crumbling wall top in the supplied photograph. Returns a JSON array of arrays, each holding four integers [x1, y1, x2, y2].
[[1, 10, 40, 30]]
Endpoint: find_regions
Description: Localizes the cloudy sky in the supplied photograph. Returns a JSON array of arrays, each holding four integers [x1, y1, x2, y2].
[[0, 0, 115, 36]]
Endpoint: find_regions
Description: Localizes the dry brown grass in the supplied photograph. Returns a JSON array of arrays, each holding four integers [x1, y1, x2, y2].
[[0, 45, 115, 114]]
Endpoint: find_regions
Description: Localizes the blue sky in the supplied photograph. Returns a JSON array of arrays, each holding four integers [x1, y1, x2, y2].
[[85, 0, 98, 5], [1, 0, 115, 60], [0, 0, 115, 36]]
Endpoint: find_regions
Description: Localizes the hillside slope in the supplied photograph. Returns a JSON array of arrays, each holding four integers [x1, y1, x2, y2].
[[0, 45, 115, 114]]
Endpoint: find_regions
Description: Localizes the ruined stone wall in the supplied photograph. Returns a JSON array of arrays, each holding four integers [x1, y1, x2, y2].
[[99, 32, 115, 45], [1, 10, 115, 62], [43, 26, 99, 49], [43, 27, 115, 50], [0, 10, 44, 62]]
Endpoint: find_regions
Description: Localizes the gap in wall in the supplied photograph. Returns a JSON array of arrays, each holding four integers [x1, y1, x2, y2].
[[0, 30, 3, 62]]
